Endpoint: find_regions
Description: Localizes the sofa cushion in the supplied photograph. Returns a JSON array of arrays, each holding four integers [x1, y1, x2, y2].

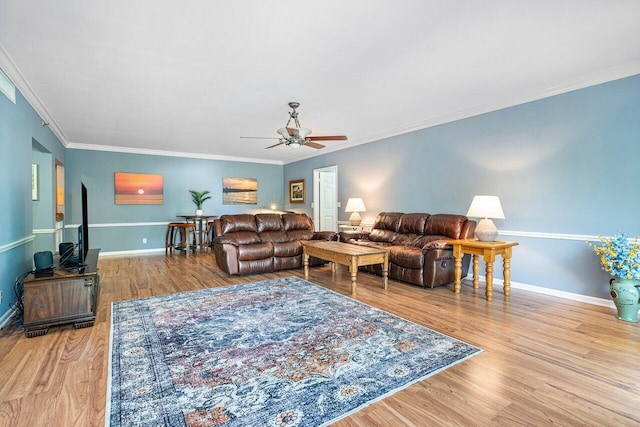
[[390, 233, 420, 246], [214, 231, 261, 245], [282, 213, 314, 231], [413, 234, 451, 248], [220, 214, 257, 234], [287, 229, 314, 241], [372, 212, 403, 232], [424, 214, 468, 239], [273, 241, 302, 257], [398, 213, 430, 235], [237, 242, 274, 261], [368, 229, 397, 243], [255, 214, 284, 232], [390, 246, 424, 269], [260, 231, 289, 243]]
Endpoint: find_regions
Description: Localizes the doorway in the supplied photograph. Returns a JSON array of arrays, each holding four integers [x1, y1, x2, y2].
[[312, 166, 338, 232]]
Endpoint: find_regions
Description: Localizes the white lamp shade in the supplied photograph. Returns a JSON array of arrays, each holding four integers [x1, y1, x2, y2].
[[466, 195, 505, 219], [297, 127, 312, 139], [277, 128, 290, 139], [345, 198, 366, 213]]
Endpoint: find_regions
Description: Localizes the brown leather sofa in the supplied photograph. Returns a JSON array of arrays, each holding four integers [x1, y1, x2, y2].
[[212, 213, 337, 275], [340, 212, 476, 288]]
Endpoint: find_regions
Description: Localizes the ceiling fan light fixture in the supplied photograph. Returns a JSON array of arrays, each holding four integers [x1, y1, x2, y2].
[[288, 141, 301, 148], [277, 128, 290, 139], [297, 127, 311, 139]]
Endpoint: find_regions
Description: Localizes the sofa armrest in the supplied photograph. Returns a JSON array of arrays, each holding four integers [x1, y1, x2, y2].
[[213, 235, 239, 246], [313, 231, 339, 241], [339, 230, 371, 242], [421, 239, 451, 252]]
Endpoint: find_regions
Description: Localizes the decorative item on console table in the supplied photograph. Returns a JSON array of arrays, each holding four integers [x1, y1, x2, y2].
[[588, 233, 640, 322], [189, 190, 211, 216]]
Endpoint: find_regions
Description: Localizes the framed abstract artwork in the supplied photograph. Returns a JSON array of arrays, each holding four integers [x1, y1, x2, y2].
[[114, 172, 163, 204], [289, 179, 304, 204]]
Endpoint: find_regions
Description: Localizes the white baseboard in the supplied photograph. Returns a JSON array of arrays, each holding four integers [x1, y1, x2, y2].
[[0, 307, 17, 330], [464, 275, 614, 309], [100, 248, 166, 257]]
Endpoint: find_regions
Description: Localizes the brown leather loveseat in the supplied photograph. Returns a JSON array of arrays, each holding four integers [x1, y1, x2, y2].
[[340, 212, 476, 288], [212, 213, 337, 275]]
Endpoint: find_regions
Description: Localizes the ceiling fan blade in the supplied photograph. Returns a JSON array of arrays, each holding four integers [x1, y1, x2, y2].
[[304, 141, 326, 149], [265, 141, 285, 149], [240, 136, 280, 140], [308, 135, 348, 141]]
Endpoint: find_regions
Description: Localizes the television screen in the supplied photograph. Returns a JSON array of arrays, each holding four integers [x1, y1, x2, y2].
[[79, 182, 89, 265]]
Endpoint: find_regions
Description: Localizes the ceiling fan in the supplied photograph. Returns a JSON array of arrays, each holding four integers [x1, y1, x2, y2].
[[241, 102, 347, 149]]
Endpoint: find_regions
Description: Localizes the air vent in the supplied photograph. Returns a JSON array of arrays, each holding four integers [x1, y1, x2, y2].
[[0, 68, 16, 104]]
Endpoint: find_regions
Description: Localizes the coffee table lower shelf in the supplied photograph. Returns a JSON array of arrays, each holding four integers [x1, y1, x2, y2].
[[302, 241, 389, 294]]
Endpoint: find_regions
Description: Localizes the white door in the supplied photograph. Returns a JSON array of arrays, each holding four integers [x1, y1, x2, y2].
[[313, 166, 338, 232]]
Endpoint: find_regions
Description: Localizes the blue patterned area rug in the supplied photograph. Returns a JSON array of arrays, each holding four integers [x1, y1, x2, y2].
[[106, 277, 480, 426]]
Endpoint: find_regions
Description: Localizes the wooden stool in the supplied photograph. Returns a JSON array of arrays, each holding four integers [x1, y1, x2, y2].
[[165, 222, 196, 255], [165, 222, 182, 254]]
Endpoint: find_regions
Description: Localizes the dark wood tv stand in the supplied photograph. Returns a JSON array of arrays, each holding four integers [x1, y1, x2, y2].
[[23, 248, 100, 338]]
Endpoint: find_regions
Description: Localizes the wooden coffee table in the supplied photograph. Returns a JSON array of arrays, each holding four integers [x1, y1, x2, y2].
[[302, 241, 389, 294]]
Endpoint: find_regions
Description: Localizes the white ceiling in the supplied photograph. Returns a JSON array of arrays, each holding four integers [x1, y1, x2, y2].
[[1, 1, 640, 165]]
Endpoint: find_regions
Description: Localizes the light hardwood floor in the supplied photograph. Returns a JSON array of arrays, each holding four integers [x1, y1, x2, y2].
[[1, 252, 639, 426]]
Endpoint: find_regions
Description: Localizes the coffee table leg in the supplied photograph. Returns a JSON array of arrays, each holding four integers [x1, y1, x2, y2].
[[382, 252, 389, 289], [303, 248, 309, 279], [350, 256, 358, 295]]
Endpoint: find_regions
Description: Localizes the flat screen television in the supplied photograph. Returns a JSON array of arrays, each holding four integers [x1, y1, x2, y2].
[[78, 182, 89, 266]]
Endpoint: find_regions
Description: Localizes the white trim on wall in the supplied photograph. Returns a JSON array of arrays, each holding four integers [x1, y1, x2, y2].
[[0, 235, 34, 254], [64, 222, 170, 229], [465, 276, 614, 309], [66, 142, 283, 165], [33, 228, 55, 234], [0, 307, 17, 330], [499, 230, 600, 242]]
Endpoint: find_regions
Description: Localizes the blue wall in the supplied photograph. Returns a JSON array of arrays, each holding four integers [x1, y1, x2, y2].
[[0, 83, 66, 322], [64, 150, 284, 252], [284, 74, 640, 299]]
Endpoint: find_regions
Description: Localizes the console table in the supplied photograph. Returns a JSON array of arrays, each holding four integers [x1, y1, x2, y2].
[[449, 239, 518, 301], [23, 248, 100, 337]]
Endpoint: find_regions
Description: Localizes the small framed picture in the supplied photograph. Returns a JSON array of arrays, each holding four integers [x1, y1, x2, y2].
[[289, 179, 305, 204], [32, 163, 39, 201]]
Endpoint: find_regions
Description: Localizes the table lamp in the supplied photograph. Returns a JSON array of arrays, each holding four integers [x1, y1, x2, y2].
[[345, 198, 366, 226], [466, 195, 505, 242]]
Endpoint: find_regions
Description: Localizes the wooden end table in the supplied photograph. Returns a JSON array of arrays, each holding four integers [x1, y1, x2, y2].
[[302, 241, 389, 295], [449, 239, 518, 301]]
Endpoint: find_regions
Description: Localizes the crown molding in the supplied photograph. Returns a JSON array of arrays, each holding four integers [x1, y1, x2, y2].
[[66, 142, 284, 165], [0, 42, 69, 146]]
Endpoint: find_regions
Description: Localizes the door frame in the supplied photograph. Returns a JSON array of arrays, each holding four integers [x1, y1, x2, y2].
[[312, 165, 338, 231]]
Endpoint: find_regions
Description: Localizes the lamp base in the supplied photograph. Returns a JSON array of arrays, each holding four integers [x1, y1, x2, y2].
[[475, 218, 498, 242], [348, 212, 362, 226]]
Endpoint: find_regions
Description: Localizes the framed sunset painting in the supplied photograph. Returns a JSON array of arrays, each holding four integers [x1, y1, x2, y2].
[[114, 172, 163, 204], [222, 177, 257, 205]]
